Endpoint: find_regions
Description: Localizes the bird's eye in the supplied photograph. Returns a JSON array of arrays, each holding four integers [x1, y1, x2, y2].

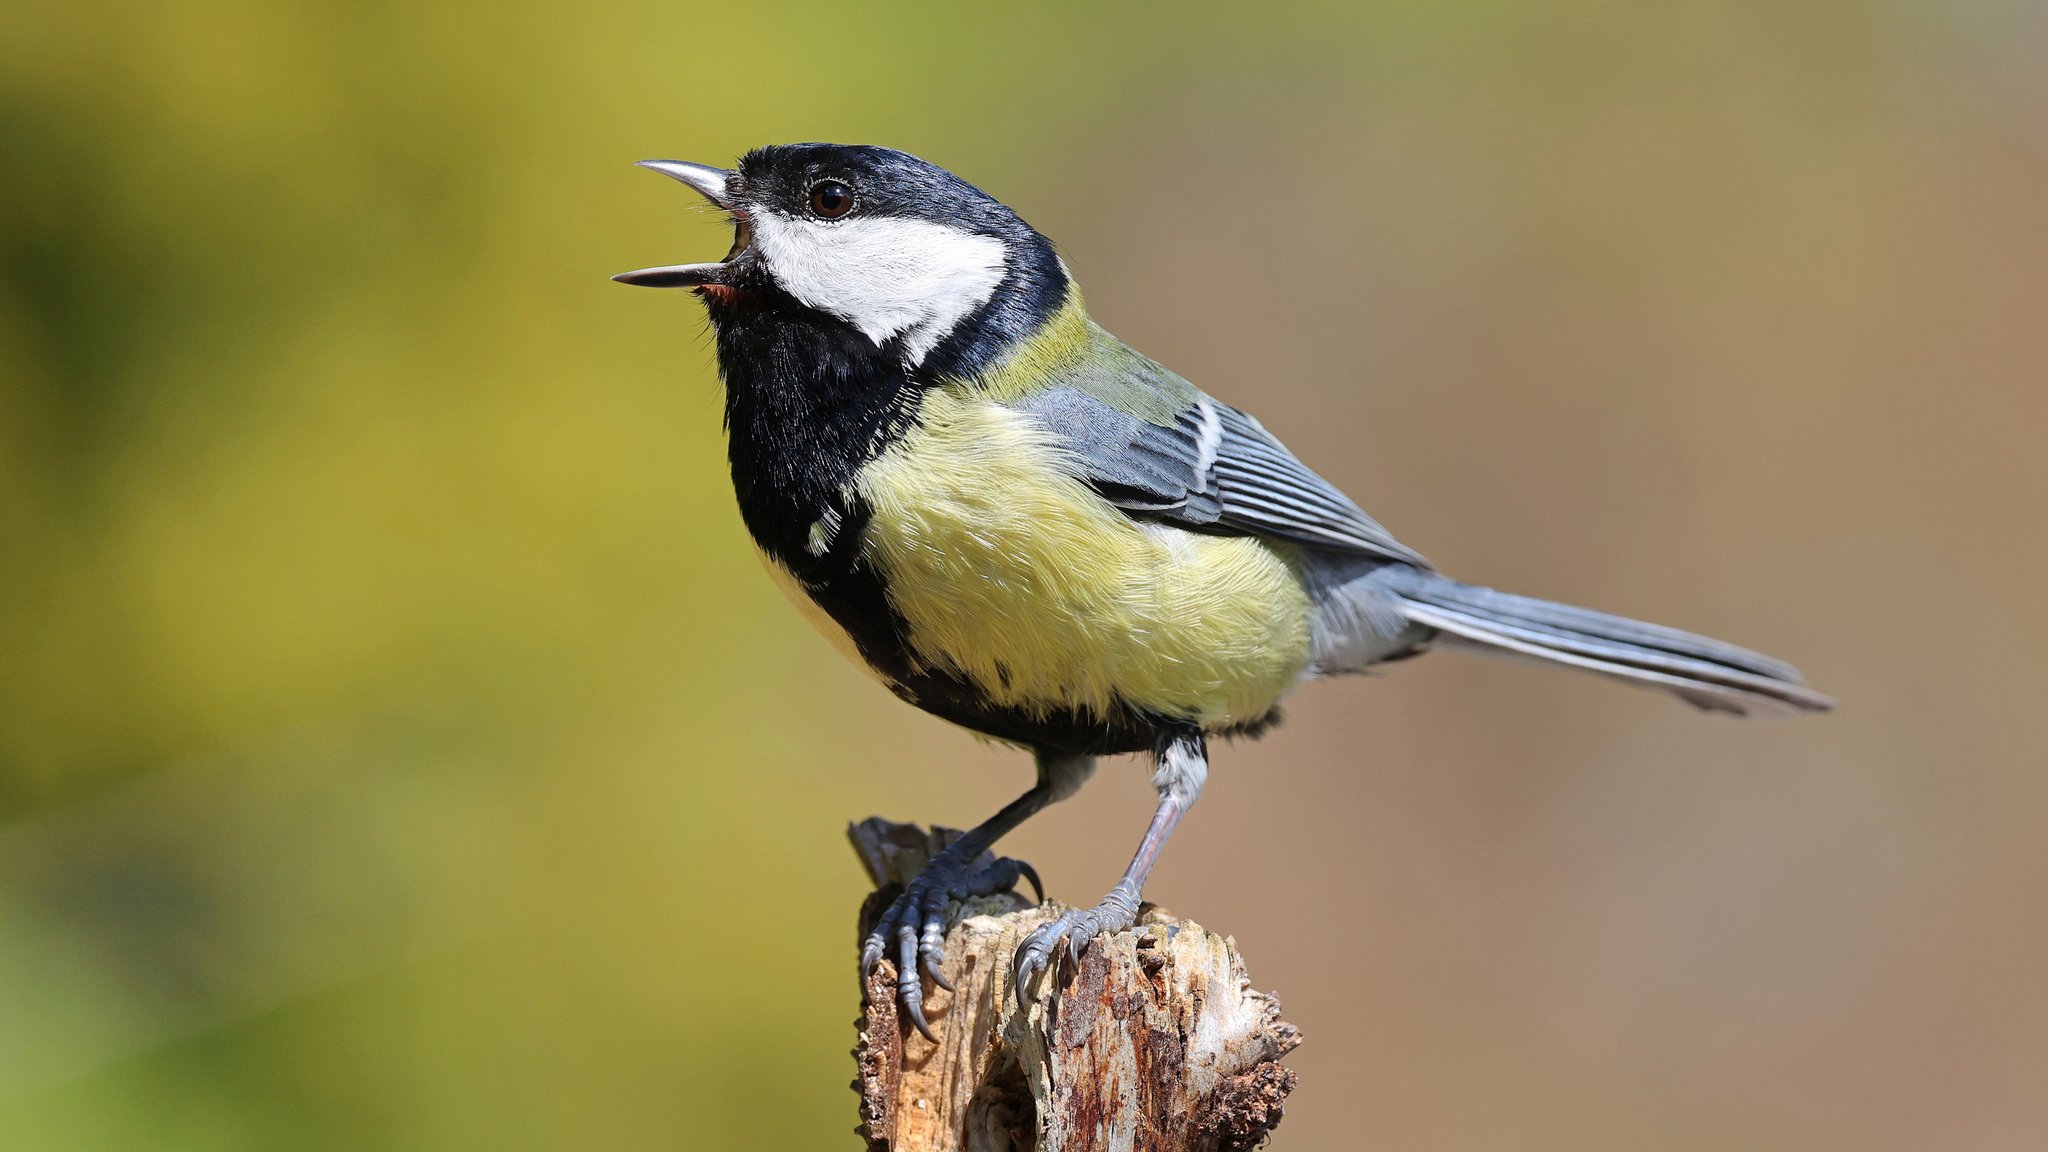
[[808, 180, 855, 220]]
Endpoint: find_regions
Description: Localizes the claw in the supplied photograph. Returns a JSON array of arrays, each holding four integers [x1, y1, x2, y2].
[[859, 844, 1039, 1040], [1012, 915, 1066, 998], [1066, 923, 1090, 963], [904, 998, 936, 1042], [1015, 947, 1046, 997], [1012, 893, 1144, 1005], [922, 947, 953, 991], [1017, 861, 1044, 904], [897, 927, 935, 1041]]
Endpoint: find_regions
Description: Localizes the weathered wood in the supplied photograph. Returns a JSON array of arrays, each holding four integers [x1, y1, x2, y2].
[[850, 818, 1301, 1152]]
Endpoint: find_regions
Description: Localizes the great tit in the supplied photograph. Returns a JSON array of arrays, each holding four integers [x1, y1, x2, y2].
[[614, 143, 1833, 1038]]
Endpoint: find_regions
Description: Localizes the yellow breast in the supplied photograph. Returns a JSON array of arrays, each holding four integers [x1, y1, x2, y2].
[[852, 387, 1313, 729]]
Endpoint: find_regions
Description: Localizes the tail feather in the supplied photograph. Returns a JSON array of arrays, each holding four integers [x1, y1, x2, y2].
[[1381, 571, 1835, 717]]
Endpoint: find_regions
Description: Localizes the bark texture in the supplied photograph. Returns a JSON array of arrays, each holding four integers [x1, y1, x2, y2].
[[850, 818, 1301, 1152]]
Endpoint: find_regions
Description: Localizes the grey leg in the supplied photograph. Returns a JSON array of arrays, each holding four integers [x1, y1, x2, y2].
[[861, 749, 1095, 1040], [1014, 725, 1206, 996]]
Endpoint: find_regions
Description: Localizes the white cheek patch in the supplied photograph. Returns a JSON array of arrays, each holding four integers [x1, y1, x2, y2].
[[749, 211, 1007, 366]]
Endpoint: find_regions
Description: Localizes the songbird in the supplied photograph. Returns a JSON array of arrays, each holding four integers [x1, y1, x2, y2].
[[613, 143, 1833, 1039]]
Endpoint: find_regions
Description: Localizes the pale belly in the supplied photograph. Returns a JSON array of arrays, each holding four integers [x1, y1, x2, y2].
[[838, 391, 1314, 730]]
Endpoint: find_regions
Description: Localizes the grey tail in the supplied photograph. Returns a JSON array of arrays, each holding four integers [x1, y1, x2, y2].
[[1379, 569, 1836, 717]]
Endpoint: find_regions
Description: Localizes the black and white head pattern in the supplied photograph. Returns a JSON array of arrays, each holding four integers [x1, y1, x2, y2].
[[729, 144, 1067, 372]]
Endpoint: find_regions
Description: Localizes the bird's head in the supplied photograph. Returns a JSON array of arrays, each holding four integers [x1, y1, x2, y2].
[[615, 143, 1069, 376]]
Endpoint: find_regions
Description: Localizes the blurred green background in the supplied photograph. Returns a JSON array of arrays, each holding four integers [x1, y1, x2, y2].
[[4, 2, 2045, 1148]]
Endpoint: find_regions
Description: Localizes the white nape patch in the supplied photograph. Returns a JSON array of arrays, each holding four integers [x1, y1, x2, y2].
[[749, 210, 1006, 366]]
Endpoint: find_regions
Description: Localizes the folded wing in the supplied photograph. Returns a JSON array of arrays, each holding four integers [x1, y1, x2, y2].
[[1013, 379, 1429, 568]]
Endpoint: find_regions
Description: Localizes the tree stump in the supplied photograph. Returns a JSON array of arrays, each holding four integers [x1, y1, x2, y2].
[[849, 818, 1302, 1152]]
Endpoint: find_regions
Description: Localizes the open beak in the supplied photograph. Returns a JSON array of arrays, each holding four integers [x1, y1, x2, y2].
[[612, 160, 744, 288]]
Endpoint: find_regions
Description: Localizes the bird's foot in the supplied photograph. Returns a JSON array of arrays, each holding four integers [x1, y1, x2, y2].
[[860, 843, 1042, 1040], [1013, 880, 1143, 996]]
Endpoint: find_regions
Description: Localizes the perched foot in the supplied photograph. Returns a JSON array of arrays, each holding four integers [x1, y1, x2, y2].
[[1013, 880, 1143, 996], [860, 843, 1042, 1040]]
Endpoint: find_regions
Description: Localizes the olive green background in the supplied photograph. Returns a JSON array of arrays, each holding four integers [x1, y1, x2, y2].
[[4, 2, 2045, 1148]]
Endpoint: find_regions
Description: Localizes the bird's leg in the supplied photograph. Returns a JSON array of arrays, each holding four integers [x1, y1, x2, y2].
[[861, 750, 1095, 1040], [1014, 725, 1205, 996]]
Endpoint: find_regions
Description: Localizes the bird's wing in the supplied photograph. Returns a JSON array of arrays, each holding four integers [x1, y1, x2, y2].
[[1011, 361, 1431, 568]]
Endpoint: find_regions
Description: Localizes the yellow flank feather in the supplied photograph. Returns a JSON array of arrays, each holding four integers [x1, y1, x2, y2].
[[969, 288, 1194, 426], [967, 291, 1094, 402], [856, 387, 1314, 729]]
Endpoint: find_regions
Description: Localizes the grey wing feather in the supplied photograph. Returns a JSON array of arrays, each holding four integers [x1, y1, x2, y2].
[[1013, 385, 1430, 568], [1009, 386, 1221, 517]]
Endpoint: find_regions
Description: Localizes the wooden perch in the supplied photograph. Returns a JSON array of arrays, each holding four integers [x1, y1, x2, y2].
[[849, 818, 1302, 1152]]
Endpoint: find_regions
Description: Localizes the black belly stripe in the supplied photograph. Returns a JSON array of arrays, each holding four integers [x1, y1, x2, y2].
[[774, 493, 1167, 756], [708, 280, 1282, 755]]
